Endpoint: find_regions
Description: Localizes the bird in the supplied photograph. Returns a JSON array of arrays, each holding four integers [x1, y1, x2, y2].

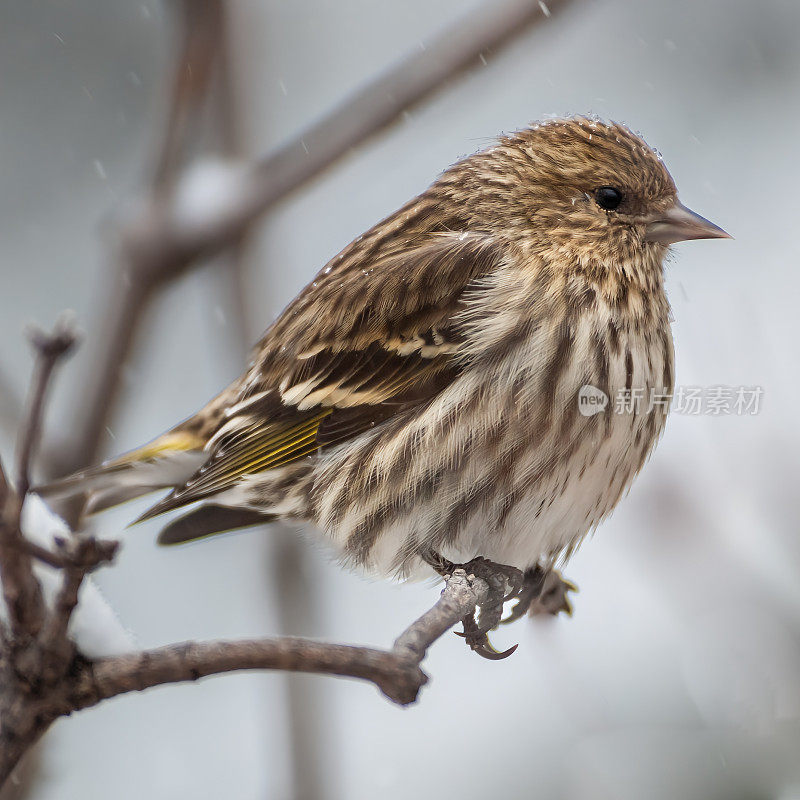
[[39, 117, 730, 656]]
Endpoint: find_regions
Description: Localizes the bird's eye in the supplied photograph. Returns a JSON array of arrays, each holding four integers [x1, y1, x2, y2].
[[595, 186, 623, 211]]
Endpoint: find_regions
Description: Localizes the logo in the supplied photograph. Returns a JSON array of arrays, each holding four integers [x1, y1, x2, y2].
[[578, 384, 608, 416]]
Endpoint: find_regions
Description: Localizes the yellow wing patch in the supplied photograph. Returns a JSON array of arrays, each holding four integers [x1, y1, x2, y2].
[[113, 430, 204, 465], [136, 410, 332, 521]]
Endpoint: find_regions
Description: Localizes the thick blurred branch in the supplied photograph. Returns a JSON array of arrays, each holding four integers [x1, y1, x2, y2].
[[49, 0, 573, 479], [228, 0, 574, 233], [0, 367, 23, 442], [150, 0, 224, 193]]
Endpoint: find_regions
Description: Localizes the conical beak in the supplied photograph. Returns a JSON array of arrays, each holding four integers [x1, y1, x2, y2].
[[643, 200, 732, 244]]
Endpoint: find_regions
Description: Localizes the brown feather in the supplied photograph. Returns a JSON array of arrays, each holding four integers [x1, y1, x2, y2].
[[136, 231, 510, 520]]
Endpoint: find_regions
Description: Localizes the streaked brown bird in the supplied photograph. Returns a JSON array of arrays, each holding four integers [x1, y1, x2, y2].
[[39, 117, 729, 656]]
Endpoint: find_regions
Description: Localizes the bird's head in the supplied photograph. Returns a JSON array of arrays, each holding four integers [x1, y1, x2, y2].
[[454, 117, 730, 268]]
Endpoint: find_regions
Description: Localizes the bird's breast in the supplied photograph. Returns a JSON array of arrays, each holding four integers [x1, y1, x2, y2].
[[311, 287, 674, 578]]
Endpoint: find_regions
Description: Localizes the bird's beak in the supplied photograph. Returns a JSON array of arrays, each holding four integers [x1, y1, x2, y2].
[[643, 200, 732, 244]]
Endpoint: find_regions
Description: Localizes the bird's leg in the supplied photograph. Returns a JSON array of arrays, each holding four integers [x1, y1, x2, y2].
[[501, 565, 577, 624], [421, 551, 524, 660]]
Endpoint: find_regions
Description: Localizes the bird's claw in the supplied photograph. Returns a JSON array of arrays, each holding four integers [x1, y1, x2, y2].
[[436, 554, 524, 603], [456, 612, 518, 660], [501, 565, 577, 624], [422, 551, 524, 661]]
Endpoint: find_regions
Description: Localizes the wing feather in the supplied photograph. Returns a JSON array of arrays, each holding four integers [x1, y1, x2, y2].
[[139, 229, 511, 520]]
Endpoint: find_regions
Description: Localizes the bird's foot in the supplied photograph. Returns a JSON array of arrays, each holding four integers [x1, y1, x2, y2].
[[501, 565, 577, 624], [422, 552, 524, 661]]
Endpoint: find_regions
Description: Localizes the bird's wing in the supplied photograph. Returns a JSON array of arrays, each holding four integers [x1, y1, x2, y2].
[[138, 230, 510, 521]]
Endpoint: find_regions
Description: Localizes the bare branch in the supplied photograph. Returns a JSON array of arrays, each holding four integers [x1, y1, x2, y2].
[[228, 0, 574, 235], [15, 323, 77, 501], [0, 321, 76, 640], [393, 571, 489, 660], [16, 539, 70, 571], [75, 570, 487, 710], [0, 320, 118, 787], [117, 0, 577, 268]]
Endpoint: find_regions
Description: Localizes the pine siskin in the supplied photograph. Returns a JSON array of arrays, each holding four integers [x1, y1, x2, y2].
[[40, 117, 729, 629]]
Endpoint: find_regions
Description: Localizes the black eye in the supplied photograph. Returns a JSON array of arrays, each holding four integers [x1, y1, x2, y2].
[[595, 186, 623, 211]]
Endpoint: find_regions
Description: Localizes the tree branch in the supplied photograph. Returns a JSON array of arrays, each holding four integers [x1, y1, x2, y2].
[[15, 323, 77, 502], [114, 0, 577, 270], [150, 0, 224, 194], [79, 570, 486, 709], [226, 0, 574, 236], [0, 365, 23, 442], [0, 321, 95, 791], [0, 323, 76, 641]]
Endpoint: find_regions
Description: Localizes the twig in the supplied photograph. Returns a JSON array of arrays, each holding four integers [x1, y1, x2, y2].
[[15, 324, 76, 502], [18, 539, 70, 570], [0, 323, 76, 640], [0, 321, 87, 797], [0, 319, 120, 781]]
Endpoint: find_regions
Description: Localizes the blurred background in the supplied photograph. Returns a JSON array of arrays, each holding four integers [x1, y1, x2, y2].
[[1, 0, 798, 797]]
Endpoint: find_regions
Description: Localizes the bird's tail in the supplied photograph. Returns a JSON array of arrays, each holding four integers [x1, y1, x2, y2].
[[35, 430, 207, 520]]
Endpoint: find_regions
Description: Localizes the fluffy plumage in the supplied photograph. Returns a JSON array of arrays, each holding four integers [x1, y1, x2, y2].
[[38, 117, 729, 580]]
